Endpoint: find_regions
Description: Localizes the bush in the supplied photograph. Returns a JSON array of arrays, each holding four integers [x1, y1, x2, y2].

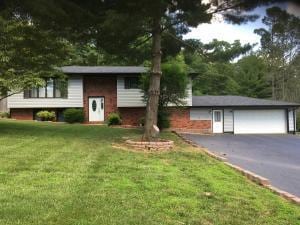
[[0, 112, 9, 118], [138, 111, 170, 129], [157, 110, 170, 129], [36, 110, 56, 121], [138, 117, 145, 126], [63, 108, 84, 123], [107, 112, 122, 126]]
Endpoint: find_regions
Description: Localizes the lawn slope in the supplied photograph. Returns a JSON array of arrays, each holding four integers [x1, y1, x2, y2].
[[0, 120, 299, 225]]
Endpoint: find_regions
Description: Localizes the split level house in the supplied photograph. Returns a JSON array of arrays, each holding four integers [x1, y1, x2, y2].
[[5, 66, 300, 134]]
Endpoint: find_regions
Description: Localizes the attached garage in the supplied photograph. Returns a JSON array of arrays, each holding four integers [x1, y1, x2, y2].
[[191, 96, 299, 134], [233, 109, 287, 134]]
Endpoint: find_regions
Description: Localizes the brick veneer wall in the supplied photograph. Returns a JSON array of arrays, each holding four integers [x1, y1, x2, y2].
[[118, 107, 145, 126], [10, 109, 33, 120], [118, 107, 212, 133], [168, 108, 212, 133], [83, 75, 118, 122]]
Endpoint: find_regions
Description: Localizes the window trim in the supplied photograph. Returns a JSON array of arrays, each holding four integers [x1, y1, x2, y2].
[[24, 78, 68, 99]]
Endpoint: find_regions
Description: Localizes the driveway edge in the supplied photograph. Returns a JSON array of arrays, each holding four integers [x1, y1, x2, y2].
[[172, 131, 227, 162], [173, 131, 300, 205]]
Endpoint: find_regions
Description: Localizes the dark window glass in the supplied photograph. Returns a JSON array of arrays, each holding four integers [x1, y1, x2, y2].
[[24, 90, 30, 98], [55, 79, 68, 98], [124, 77, 139, 89], [214, 111, 221, 122], [24, 78, 68, 98], [92, 100, 97, 111]]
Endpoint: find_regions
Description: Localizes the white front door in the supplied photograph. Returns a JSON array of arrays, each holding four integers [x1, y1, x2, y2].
[[89, 97, 104, 122], [213, 110, 223, 133]]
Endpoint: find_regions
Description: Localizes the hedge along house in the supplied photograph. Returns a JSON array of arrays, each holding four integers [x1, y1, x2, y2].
[[7, 66, 299, 134]]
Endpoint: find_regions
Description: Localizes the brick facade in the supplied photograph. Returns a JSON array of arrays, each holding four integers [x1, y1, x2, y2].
[[9, 76, 212, 133], [168, 108, 212, 133], [118, 107, 145, 126], [10, 109, 33, 120], [118, 107, 212, 133], [83, 75, 118, 122]]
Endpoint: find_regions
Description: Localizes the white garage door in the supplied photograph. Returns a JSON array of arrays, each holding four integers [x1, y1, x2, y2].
[[234, 109, 287, 134]]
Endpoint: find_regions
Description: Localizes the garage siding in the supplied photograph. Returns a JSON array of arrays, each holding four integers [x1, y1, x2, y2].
[[224, 109, 233, 132], [288, 109, 295, 132]]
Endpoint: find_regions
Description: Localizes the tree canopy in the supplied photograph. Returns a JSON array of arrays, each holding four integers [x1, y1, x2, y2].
[[0, 0, 290, 139], [140, 55, 189, 108], [254, 6, 300, 101], [0, 17, 70, 99]]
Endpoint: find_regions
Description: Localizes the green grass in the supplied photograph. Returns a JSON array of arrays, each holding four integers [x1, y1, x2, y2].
[[0, 120, 299, 225]]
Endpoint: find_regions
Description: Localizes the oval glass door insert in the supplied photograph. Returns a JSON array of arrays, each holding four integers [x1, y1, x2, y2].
[[92, 100, 97, 112]]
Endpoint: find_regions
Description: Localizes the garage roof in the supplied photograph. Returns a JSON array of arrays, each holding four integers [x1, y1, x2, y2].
[[192, 95, 300, 107], [61, 66, 147, 74]]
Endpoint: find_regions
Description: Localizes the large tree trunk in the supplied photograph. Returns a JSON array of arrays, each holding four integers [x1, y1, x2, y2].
[[143, 17, 162, 141]]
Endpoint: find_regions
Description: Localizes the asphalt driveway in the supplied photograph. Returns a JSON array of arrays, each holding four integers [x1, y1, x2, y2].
[[183, 134, 300, 197]]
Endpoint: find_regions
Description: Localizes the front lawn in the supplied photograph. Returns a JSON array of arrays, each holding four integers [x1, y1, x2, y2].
[[0, 120, 299, 225]]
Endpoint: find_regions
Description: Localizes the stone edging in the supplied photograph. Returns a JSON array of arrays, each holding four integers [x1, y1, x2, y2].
[[173, 131, 300, 205], [125, 139, 174, 151]]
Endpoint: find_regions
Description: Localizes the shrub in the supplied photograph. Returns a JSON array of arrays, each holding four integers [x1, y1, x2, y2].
[[157, 110, 170, 129], [138, 117, 145, 127], [36, 110, 56, 121], [138, 111, 170, 129], [107, 112, 122, 126], [0, 112, 9, 118], [63, 108, 84, 123]]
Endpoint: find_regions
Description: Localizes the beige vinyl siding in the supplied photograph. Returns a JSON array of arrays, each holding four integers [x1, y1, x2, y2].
[[224, 109, 234, 132], [7, 76, 83, 108], [117, 76, 145, 107], [117, 76, 193, 107]]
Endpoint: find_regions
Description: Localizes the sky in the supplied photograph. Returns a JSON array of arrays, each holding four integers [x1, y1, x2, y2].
[[183, 2, 299, 47]]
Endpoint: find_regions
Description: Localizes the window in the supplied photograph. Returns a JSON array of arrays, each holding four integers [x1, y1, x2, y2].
[[46, 78, 54, 98], [124, 77, 139, 89], [214, 111, 221, 122], [38, 86, 46, 98], [24, 78, 67, 98], [31, 88, 38, 98]]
